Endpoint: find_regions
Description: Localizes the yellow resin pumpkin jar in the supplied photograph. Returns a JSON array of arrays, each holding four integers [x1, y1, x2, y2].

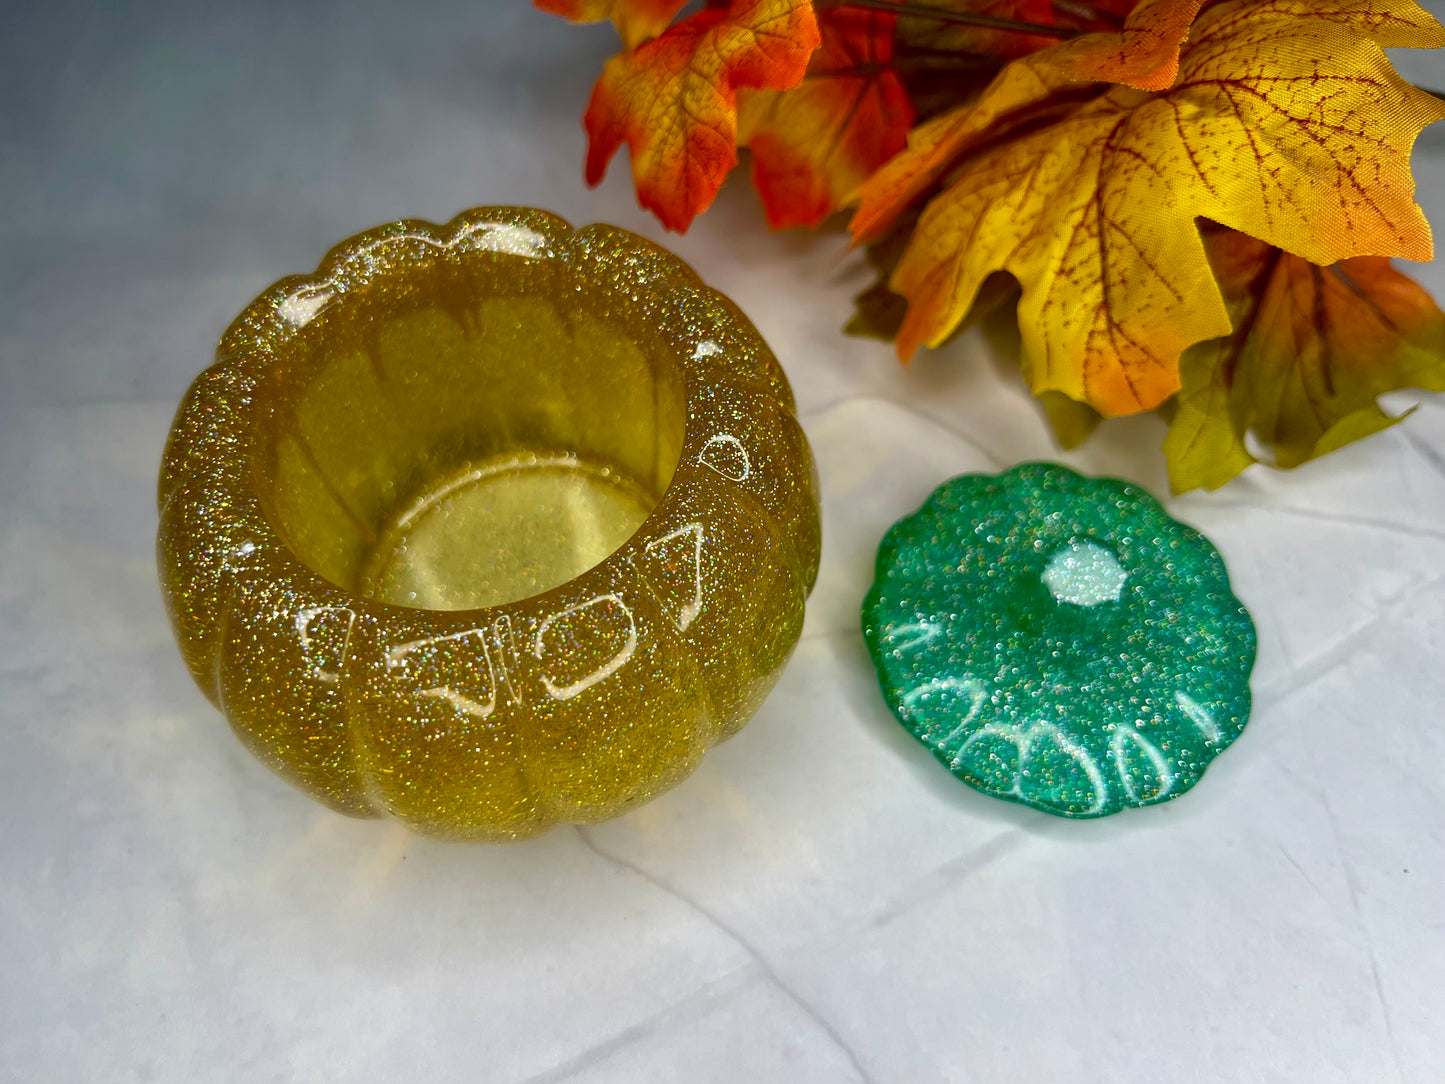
[[157, 208, 820, 841]]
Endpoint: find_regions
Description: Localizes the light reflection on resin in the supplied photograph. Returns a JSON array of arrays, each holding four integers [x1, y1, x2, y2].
[[1042, 538, 1128, 607]]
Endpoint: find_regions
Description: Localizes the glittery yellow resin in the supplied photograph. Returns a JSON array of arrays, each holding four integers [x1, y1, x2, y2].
[[157, 208, 820, 841]]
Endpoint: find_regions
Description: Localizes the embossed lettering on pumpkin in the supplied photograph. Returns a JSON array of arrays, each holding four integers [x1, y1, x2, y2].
[[698, 434, 750, 481], [293, 605, 356, 685], [386, 627, 499, 719], [642, 523, 706, 632], [532, 594, 638, 701]]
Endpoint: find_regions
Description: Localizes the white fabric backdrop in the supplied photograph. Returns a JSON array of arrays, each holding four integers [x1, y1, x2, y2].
[[3, 2, 1444, 1080]]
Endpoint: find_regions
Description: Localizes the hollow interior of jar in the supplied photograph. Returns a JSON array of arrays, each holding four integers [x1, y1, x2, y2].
[[252, 259, 687, 611]]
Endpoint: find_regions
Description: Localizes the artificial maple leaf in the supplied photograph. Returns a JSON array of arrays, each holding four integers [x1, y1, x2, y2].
[[1164, 226, 1445, 493], [1040, 389, 1105, 447], [535, 0, 689, 49], [878, 0, 1445, 415], [1048, 0, 1202, 90], [583, 0, 821, 232], [847, 214, 1022, 342], [850, 0, 1205, 246], [738, 6, 913, 229]]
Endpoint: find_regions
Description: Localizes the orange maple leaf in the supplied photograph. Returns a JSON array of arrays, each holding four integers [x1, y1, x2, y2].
[[1165, 226, 1445, 492], [873, 0, 1445, 415], [534, 0, 690, 49], [738, 6, 914, 229], [583, 0, 821, 232]]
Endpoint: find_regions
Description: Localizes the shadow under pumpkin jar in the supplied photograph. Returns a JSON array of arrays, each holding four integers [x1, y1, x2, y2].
[[157, 207, 820, 841]]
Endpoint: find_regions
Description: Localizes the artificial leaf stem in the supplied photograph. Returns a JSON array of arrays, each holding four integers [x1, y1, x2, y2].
[[829, 0, 1080, 39]]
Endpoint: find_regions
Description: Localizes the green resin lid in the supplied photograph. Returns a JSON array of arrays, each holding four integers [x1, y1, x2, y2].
[[862, 463, 1256, 818]]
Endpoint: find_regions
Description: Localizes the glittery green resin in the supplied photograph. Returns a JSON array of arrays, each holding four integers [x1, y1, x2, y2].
[[862, 464, 1256, 818]]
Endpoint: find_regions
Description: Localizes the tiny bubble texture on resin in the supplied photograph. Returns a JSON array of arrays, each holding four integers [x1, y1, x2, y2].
[[862, 463, 1256, 818]]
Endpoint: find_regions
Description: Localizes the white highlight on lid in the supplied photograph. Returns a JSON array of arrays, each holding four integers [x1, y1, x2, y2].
[[1110, 723, 1176, 803], [886, 620, 941, 653], [1175, 690, 1221, 742], [900, 675, 987, 753], [1042, 539, 1128, 607], [955, 719, 1108, 815]]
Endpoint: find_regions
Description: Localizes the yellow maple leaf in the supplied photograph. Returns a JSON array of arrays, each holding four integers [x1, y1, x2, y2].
[[851, 0, 1206, 245], [876, 0, 1445, 415], [1165, 226, 1445, 493]]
